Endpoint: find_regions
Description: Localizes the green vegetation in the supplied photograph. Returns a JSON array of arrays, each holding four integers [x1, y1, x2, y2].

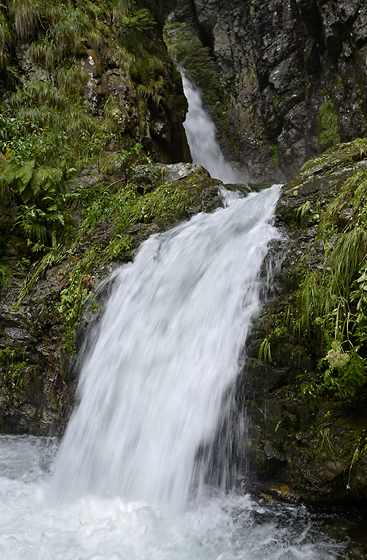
[[269, 144, 279, 169], [117, 8, 156, 51], [0, 263, 12, 287], [164, 22, 222, 104], [260, 140, 367, 400], [0, 347, 27, 401], [0, 0, 199, 359], [295, 166, 367, 398], [11, 140, 214, 353], [318, 99, 340, 153]]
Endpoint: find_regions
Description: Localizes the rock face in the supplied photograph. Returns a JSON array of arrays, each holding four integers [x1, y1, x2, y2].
[[241, 139, 367, 503], [172, 0, 367, 182], [1, 0, 191, 166], [0, 163, 222, 435]]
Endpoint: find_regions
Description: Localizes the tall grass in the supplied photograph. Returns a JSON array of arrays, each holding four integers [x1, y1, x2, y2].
[[0, 11, 11, 70], [28, 39, 56, 72], [9, 0, 40, 40], [54, 64, 88, 98]]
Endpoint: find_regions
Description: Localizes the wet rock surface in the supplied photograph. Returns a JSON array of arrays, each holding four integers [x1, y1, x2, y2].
[[172, 0, 367, 182], [242, 140, 367, 504], [0, 164, 222, 436]]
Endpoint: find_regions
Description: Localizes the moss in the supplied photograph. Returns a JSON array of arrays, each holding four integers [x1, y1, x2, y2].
[[164, 21, 231, 136], [58, 249, 98, 354], [0, 263, 12, 287], [269, 144, 279, 168]]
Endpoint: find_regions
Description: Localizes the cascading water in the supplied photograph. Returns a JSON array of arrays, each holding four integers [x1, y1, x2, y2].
[[50, 185, 281, 510], [0, 76, 358, 559], [182, 73, 237, 184]]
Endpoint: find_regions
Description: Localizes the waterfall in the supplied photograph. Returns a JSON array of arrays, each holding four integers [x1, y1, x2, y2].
[[51, 185, 281, 510], [0, 77, 351, 560], [182, 73, 237, 184], [50, 74, 280, 511]]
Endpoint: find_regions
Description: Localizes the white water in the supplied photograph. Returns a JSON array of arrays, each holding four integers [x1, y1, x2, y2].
[[0, 434, 348, 560], [51, 185, 281, 508], [182, 73, 238, 184]]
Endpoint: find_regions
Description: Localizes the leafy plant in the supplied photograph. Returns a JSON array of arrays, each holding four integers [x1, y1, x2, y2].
[[2, 160, 63, 202], [295, 200, 311, 225], [258, 336, 272, 363], [117, 8, 156, 52], [15, 199, 66, 250]]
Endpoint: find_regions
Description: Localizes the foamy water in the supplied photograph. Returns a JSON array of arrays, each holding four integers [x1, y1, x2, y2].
[[0, 435, 348, 560]]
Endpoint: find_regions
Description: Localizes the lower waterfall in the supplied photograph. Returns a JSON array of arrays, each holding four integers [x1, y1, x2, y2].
[[50, 185, 281, 509], [0, 186, 351, 558]]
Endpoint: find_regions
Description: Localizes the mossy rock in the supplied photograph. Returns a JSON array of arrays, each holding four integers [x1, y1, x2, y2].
[[242, 137, 367, 504], [0, 162, 223, 435]]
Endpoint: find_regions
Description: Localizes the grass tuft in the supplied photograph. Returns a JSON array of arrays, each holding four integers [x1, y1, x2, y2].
[[9, 0, 41, 40]]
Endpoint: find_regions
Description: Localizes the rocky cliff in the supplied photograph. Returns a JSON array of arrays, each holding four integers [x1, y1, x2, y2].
[[2, 0, 367, 507], [171, 0, 367, 182], [241, 138, 367, 503]]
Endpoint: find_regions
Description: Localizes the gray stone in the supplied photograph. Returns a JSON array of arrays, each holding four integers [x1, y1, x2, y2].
[[158, 163, 207, 183]]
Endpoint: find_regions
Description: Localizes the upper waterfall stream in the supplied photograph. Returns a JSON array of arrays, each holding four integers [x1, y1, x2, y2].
[[0, 75, 361, 559], [182, 73, 237, 184]]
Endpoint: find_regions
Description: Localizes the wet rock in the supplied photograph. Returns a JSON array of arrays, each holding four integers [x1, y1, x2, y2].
[[157, 162, 205, 183], [173, 0, 367, 182], [0, 163, 223, 436], [242, 140, 367, 504]]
